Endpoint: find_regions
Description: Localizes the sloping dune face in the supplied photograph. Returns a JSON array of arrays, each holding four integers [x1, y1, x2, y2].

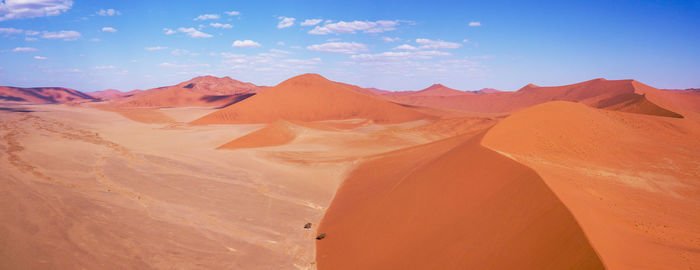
[[217, 121, 297, 150], [190, 73, 431, 125], [482, 101, 700, 269], [316, 132, 604, 269], [0, 86, 97, 103], [387, 79, 682, 118]]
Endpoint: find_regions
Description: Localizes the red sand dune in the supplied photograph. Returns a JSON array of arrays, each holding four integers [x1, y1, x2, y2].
[[0, 86, 97, 104], [190, 73, 432, 125], [316, 131, 603, 269], [387, 78, 683, 118], [217, 121, 297, 150], [113, 76, 258, 108], [482, 101, 700, 269], [88, 89, 142, 100]]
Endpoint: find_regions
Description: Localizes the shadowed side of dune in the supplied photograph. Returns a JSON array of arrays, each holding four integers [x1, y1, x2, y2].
[[217, 121, 296, 150], [316, 132, 604, 269]]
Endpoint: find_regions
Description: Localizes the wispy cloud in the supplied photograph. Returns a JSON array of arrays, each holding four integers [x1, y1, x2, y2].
[[97, 8, 121, 16], [307, 42, 368, 54], [12, 47, 38, 52], [225, 11, 240, 16], [101, 27, 117, 32], [0, 27, 23, 35], [177, 27, 213, 38], [232, 40, 261, 48], [34, 56, 48, 60], [94, 65, 115, 70], [415, 38, 462, 49], [194, 14, 220, 21], [309, 20, 400, 35], [1, 0, 72, 21], [145, 46, 168, 51], [469, 21, 481, 27], [41, 30, 81, 41], [163, 28, 176, 35], [382, 37, 400, 42], [277, 17, 295, 29], [210, 23, 233, 29], [393, 44, 417, 50], [300, 19, 322, 26], [351, 50, 450, 62]]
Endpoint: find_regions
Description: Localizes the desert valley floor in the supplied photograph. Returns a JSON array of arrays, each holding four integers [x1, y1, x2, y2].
[[1, 74, 699, 269]]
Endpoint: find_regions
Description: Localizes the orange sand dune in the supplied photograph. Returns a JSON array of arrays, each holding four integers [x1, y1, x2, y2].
[[316, 131, 603, 269], [0, 86, 97, 104], [113, 76, 257, 108], [387, 78, 683, 118], [190, 73, 433, 125], [482, 101, 700, 269], [218, 121, 296, 150]]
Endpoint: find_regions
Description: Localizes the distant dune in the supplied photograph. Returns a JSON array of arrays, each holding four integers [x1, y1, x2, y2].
[[386, 78, 684, 118], [112, 76, 258, 108], [0, 86, 97, 104], [88, 89, 143, 100], [190, 73, 432, 125]]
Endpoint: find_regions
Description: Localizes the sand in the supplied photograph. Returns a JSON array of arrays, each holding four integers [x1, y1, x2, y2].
[[1, 74, 699, 270]]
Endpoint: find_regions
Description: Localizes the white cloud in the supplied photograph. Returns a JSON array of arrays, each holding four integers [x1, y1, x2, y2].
[[96, 8, 120, 16], [462, 39, 469, 43], [177, 27, 213, 38], [393, 44, 417, 50], [101, 27, 117, 32], [94, 65, 115, 70], [0, 27, 23, 35], [41, 30, 81, 40], [210, 22, 233, 29], [0, 0, 72, 21], [382, 37, 400, 42], [33, 56, 47, 60], [25, 30, 39, 36], [12, 47, 38, 52], [351, 50, 450, 62], [277, 41, 285, 46], [415, 38, 462, 49], [163, 28, 176, 35], [277, 16, 295, 29], [309, 20, 399, 35], [307, 41, 368, 54], [300, 19, 322, 26], [90, 38, 100, 42], [232, 40, 261, 48], [225, 11, 240, 16], [194, 14, 220, 21], [469, 21, 481, 27], [145, 46, 167, 51]]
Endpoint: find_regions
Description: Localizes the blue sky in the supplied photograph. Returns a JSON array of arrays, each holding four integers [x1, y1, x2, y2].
[[0, 0, 699, 92]]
